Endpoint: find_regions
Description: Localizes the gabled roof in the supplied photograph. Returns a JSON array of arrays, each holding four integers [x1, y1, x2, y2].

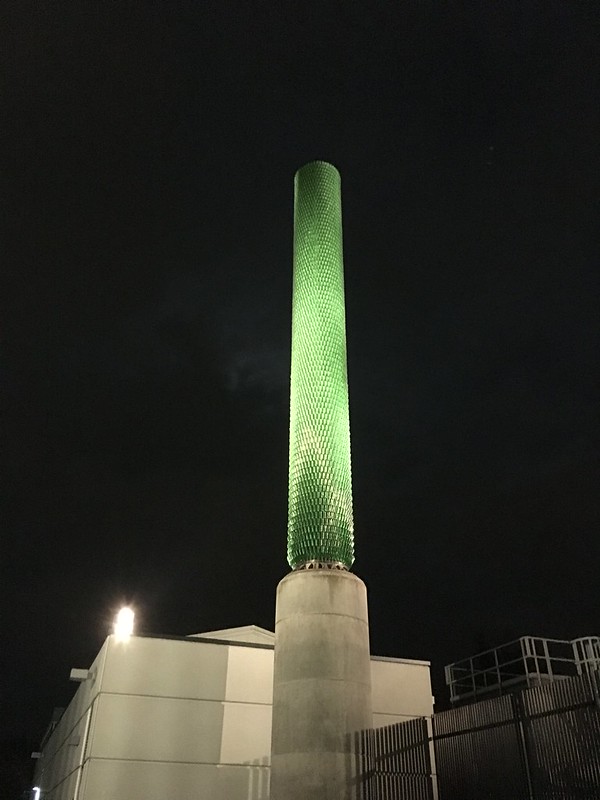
[[188, 624, 275, 645]]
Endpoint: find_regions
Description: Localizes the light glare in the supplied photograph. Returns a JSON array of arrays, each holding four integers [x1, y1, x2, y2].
[[33, 789, 41, 800], [113, 607, 134, 640]]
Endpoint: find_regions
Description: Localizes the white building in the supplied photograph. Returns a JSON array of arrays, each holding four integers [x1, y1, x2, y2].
[[33, 625, 435, 799]]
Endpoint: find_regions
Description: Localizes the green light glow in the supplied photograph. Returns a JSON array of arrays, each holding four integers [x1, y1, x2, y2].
[[287, 161, 354, 569]]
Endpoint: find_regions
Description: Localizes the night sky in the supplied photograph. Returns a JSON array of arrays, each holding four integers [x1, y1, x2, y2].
[[2, 0, 598, 785]]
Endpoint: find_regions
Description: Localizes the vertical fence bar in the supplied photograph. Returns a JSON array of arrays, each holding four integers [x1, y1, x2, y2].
[[512, 690, 535, 800]]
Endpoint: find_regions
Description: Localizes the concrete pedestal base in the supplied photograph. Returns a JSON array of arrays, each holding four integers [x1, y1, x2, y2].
[[270, 569, 372, 800]]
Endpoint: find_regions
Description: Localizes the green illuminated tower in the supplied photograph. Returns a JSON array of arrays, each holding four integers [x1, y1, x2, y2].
[[288, 161, 354, 569], [271, 162, 372, 800]]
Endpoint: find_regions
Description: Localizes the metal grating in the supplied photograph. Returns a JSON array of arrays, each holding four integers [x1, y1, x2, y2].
[[287, 161, 354, 569]]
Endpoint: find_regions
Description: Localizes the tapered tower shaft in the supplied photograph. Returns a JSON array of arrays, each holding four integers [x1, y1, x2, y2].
[[288, 161, 354, 569]]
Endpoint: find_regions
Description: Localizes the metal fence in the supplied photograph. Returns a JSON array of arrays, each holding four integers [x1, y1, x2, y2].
[[520, 672, 600, 798], [357, 671, 600, 799], [356, 716, 435, 800]]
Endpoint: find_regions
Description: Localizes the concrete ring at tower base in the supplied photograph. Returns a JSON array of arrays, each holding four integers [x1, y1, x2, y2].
[[270, 569, 372, 800]]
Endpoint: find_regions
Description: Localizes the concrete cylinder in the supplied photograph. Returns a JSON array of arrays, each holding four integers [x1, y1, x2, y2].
[[270, 569, 372, 800]]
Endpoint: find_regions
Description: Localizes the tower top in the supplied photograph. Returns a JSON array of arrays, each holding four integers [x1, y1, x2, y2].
[[294, 159, 339, 175]]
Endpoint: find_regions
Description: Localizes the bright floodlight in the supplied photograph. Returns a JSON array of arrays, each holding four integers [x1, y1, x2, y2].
[[33, 789, 40, 800], [113, 607, 134, 640]]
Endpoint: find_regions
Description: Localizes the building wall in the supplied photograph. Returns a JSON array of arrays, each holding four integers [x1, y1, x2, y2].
[[33, 640, 109, 800], [370, 653, 438, 797], [34, 633, 432, 800], [371, 656, 434, 727]]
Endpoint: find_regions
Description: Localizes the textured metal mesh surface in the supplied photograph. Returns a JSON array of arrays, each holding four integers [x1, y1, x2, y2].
[[287, 161, 354, 569]]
